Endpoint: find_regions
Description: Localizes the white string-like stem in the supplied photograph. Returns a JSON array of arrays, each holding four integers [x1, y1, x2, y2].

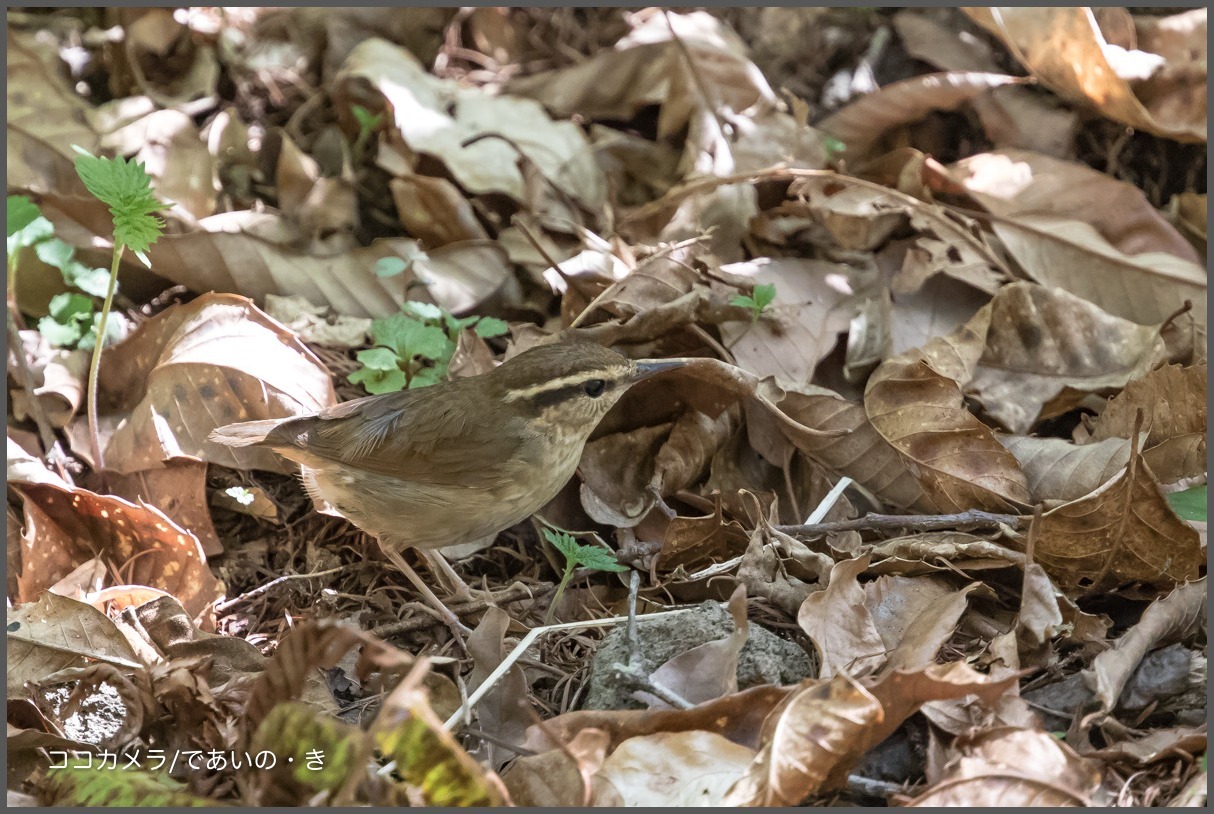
[[804, 476, 853, 525], [441, 608, 696, 732]]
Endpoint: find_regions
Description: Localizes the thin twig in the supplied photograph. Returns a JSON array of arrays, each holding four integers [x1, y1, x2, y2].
[[775, 510, 1027, 538], [611, 660, 694, 710], [214, 566, 349, 613], [370, 580, 561, 638]]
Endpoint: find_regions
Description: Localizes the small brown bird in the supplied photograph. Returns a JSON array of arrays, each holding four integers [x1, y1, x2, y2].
[[210, 342, 683, 638]]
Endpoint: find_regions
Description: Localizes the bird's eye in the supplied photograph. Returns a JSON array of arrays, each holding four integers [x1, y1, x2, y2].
[[583, 379, 606, 398]]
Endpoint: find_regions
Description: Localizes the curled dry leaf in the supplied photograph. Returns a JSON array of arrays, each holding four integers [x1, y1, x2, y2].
[[866, 532, 1025, 576], [9, 331, 88, 428], [819, 72, 1028, 160], [1034, 444, 1202, 596], [964, 7, 1205, 142], [465, 607, 531, 770], [946, 149, 1201, 262], [521, 683, 795, 755], [909, 726, 1103, 806], [797, 555, 885, 679], [1085, 363, 1207, 487], [594, 730, 757, 806], [1000, 434, 1134, 504], [96, 293, 335, 475], [502, 728, 609, 807], [7, 592, 142, 700], [1081, 579, 1206, 725], [14, 481, 223, 619]]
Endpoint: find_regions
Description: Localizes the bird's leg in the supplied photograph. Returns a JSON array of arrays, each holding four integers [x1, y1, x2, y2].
[[379, 544, 473, 643], [421, 549, 483, 605]]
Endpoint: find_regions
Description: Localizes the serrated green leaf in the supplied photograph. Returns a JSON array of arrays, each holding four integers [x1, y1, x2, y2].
[[7, 195, 41, 237], [729, 293, 757, 310], [574, 546, 628, 572], [542, 528, 581, 561], [356, 346, 403, 371], [473, 317, 509, 338], [752, 283, 777, 310], [73, 153, 167, 254], [372, 313, 453, 361], [349, 366, 407, 394], [1166, 485, 1207, 522]]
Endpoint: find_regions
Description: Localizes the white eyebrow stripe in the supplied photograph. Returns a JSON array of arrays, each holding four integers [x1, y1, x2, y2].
[[501, 371, 618, 402]]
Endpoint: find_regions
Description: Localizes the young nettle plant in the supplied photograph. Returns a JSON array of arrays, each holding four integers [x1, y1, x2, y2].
[[71, 150, 168, 469], [542, 528, 628, 624], [350, 104, 385, 166], [730, 282, 777, 323], [349, 298, 509, 395]]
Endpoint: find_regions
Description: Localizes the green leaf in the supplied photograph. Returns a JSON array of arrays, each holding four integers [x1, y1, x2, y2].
[[543, 529, 581, 561], [401, 300, 444, 323], [574, 546, 628, 572], [8, 214, 55, 252], [352, 104, 384, 131], [729, 293, 757, 310], [443, 313, 478, 334], [34, 237, 75, 270], [375, 256, 410, 278], [473, 316, 509, 338], [69, 264, 113, 298], [48, 292, 94, 323], [1166, 485, 1207, 522], [372, 313, 453, 362], [7, 195, 41, 237], [356, 346, 403, 371], [37, 314, 84, 347], [752, 283, 777, 310], [823, 136, 847, 157], [408, 366, 445, 389], [76, 310, 125, 351], [73, 152, 167, 254], [349, 366, 407, 394]]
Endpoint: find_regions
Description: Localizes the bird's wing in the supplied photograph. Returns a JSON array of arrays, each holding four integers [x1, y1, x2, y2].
[[267, 385, 529, 487]]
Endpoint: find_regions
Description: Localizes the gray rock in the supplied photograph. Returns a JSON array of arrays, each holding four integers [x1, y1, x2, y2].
[[583, 600, 817, 710]]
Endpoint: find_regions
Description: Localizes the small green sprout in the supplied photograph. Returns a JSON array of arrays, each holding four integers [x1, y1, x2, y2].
[[351, 104, 385, 165], [348, 303, 510, 395], [730, 282, 777, 322], [72, 149, 168, 470], [542, 528, 627, 625]]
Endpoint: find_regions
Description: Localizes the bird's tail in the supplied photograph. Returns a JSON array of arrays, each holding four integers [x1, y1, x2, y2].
[[209, 418, 289, 448]]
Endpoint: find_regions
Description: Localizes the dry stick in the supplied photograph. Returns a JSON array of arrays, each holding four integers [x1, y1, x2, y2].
[[775, 509, 1028, 538], [214, 566, 349, 613], [370, 580, 561, 638]]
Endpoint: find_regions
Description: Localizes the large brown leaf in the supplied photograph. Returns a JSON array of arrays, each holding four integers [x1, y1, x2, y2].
[[593, 730, 756, 806], [999, 435, 1133, 504], [1035, 441, 1202, 596], [1085, 363, 1207, 486], [96, 293, 335, 475], [864, 297, 1031, 513]]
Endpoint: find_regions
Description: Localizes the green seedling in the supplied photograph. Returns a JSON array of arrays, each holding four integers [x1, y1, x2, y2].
[[351, 104, 385, 165], [72, 149, 168, 470], [730, 282, 777, 322], [542, 528, 627, 624], [348, 300, 509, 395]]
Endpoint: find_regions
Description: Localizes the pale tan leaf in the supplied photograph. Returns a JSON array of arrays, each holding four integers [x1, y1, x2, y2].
[[594, 730, 756, 806], [798, 555, 886, 678], [964, 7, 1205, 141], [820, 72, 1029, 159], [1000, 434, 1133, 503], [949, 149, 1200, 262], [97, 293, 336, 475]]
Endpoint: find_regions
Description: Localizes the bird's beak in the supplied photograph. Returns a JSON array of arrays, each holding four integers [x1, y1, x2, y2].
[[629, 359, 687, 383]]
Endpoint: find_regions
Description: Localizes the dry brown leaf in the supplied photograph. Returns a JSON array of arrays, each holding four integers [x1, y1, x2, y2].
[[465, 607, 530, 770], [721, 674, 883, 805], [1000, 435, 1133, 504], [993, 212, 1207, 334], [964, 7, 1205, 142], [338, 38, 604, 213], [908, 727, 1103, 806], [1081, 579, 1205, 725], [501, 729, 609, 807], [104, 460, 222, 557], [7, 593, 142, 700], [14, 481, 224, 619], [135, 110, 218, 221], [9, 332, 88, 428], [1035, 446, 1202, 596], [651, 409, 737, 497], [864, 303, 1032, 512], [96, 293, 334, 475], [1086, 363, 1206, 486], [639, 584, 749, 710], [1167, 191, 1206, 256], [717, 258, 853, 385], [819, 72, 1028, 159], [521, 684, 795, 755], [389, 174, 489, 247], [965, 283, 1169, 434], [879, 581, 979, 673], [866, 532, 1025, 576], [797, 554, 886, 678], [578, 423, 668, 528], [947, 149, 1201, 262], [594, 730, 756, 806], [1085, 723, 1208, 766], [892, 10, 1077, 156]]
